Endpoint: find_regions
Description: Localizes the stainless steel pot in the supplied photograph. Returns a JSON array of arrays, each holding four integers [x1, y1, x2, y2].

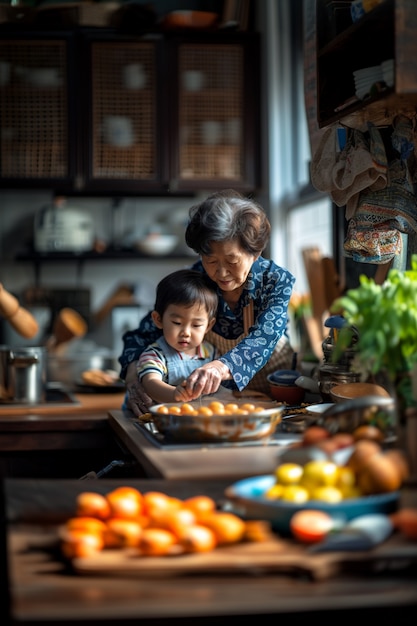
[[0, 345, 47, 403], [148, 400, 284, 443]]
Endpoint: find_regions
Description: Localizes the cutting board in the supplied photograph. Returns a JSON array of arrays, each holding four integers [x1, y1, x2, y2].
[[71, 534, 417, 581]]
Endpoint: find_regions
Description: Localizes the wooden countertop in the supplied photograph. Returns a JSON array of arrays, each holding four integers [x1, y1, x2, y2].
[[3, 479, 417, 625], [108, 409, 299, 481], [0, 390, 125, 420], [0, 392, 126, 455]]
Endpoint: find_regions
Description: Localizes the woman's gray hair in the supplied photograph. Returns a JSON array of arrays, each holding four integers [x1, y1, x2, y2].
[[185, 189, 271, 256]]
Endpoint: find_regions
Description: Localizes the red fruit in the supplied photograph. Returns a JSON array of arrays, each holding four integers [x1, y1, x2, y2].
[[290, 509, 334, 544]]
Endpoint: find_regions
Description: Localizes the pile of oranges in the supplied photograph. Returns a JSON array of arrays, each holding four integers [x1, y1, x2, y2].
[[155, 400, 268, 417], [59, 487, 274, 559]]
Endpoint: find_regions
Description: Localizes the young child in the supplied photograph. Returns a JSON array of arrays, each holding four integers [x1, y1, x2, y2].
[[137, 269, 219, 404]]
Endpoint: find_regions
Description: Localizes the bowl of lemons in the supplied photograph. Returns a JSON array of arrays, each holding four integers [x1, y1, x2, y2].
[[224, 440, 402, 535]]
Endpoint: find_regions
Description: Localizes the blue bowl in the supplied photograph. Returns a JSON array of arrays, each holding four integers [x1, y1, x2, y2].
[[268, 369, 302, 386], [224, 474, 399, 536]]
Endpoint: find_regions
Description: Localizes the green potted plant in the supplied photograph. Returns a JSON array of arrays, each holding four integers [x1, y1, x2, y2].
[[331, 254, 417, 412]]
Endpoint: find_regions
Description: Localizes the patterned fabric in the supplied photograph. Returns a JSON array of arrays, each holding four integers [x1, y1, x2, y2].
[[137, 336, 219, 386], [119, 256, 295, 392], [344, 220, 402, 263], [206, 300, 293, 394]]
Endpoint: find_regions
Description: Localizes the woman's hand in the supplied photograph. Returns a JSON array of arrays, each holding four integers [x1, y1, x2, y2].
[[183, 360, 231, 399], [124, 362, 153, 416]]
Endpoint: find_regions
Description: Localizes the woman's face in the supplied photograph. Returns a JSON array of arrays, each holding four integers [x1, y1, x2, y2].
[[201, 240, 257, 293]]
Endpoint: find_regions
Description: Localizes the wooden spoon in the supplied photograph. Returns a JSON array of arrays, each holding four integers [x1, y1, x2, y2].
[[0, 282, 39, 339]]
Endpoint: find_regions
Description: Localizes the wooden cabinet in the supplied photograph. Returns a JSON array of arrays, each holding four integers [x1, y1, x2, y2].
[[167, 34, 260, 192], [0, 33, 75, 187], [0, 30, 260, 194], [315, 0, 417, 129]]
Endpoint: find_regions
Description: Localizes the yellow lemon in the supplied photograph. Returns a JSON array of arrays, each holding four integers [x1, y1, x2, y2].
[[280, 485, 309, 504], [336, 466, 356, 490], [264, 484, 284, 500], [301, 460, 339, 488], [275, 463, 303, 485], [310, 486, 343, 503], [340, 485, 363, 499]]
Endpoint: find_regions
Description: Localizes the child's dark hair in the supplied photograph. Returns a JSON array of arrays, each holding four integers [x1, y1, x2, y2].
[[154, 269, 218, 320]]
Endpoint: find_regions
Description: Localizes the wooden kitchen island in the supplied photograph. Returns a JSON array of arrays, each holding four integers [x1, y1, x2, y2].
[[2, 478, 417, 626], [1, 398, 417, 624]]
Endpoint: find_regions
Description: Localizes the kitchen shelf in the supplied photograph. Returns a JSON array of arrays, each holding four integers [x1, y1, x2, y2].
[[315, 0, 417, 129], [15, 248, 198, 287], [15, 249, 197, 262]]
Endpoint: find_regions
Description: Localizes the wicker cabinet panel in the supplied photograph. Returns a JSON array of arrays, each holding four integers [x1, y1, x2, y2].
[[0, 39, 69, 181], [177, 44, 243, 183], [90, 41, 157, 183], [0, 32, 259, 194]]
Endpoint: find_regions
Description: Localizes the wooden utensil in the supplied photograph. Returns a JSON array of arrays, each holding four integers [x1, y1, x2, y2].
[[0, 282, 39, 339], [46, 307, 88, 352]]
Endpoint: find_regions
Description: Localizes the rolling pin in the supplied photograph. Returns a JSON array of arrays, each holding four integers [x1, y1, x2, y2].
[[0, 282, 39, 339]]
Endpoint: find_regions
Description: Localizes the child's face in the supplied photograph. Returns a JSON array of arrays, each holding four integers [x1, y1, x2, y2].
[[152, 302, 215, 355]]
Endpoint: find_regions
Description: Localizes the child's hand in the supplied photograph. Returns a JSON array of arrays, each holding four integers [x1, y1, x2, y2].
[[173, 382, 193, 402]]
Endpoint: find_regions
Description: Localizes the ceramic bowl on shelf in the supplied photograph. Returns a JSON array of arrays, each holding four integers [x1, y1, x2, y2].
[[134, 234, 178, 256]]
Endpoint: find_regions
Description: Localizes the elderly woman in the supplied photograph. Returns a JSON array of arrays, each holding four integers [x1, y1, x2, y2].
[[119, 189, 296, 415]]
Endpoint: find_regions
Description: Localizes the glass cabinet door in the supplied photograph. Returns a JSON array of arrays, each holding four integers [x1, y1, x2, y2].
[[171, 37, 259, 192], [85, 39, 163, 192], [0, 36, 72, 185]]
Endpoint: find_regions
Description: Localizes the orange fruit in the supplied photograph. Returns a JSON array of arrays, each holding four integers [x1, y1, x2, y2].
[[180, 524, 217, 553], [64, 516, 107, 536], [103, 518, 143, 548], [208, 401, 225, 414], [106, 486, 143, 519], [139, 528, 178, 556], [183, 495, 216, 519], [75, 491, 111, 520], [60, 529, 104, 559], [142, 491, 180, 520], [151, 507, 196, 539], [196, 406, 214, 416], [239, 403, 256, 412], [199, 511, 245, 545], [243, 520, 275, 542], [180, 403, 197, 414]]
